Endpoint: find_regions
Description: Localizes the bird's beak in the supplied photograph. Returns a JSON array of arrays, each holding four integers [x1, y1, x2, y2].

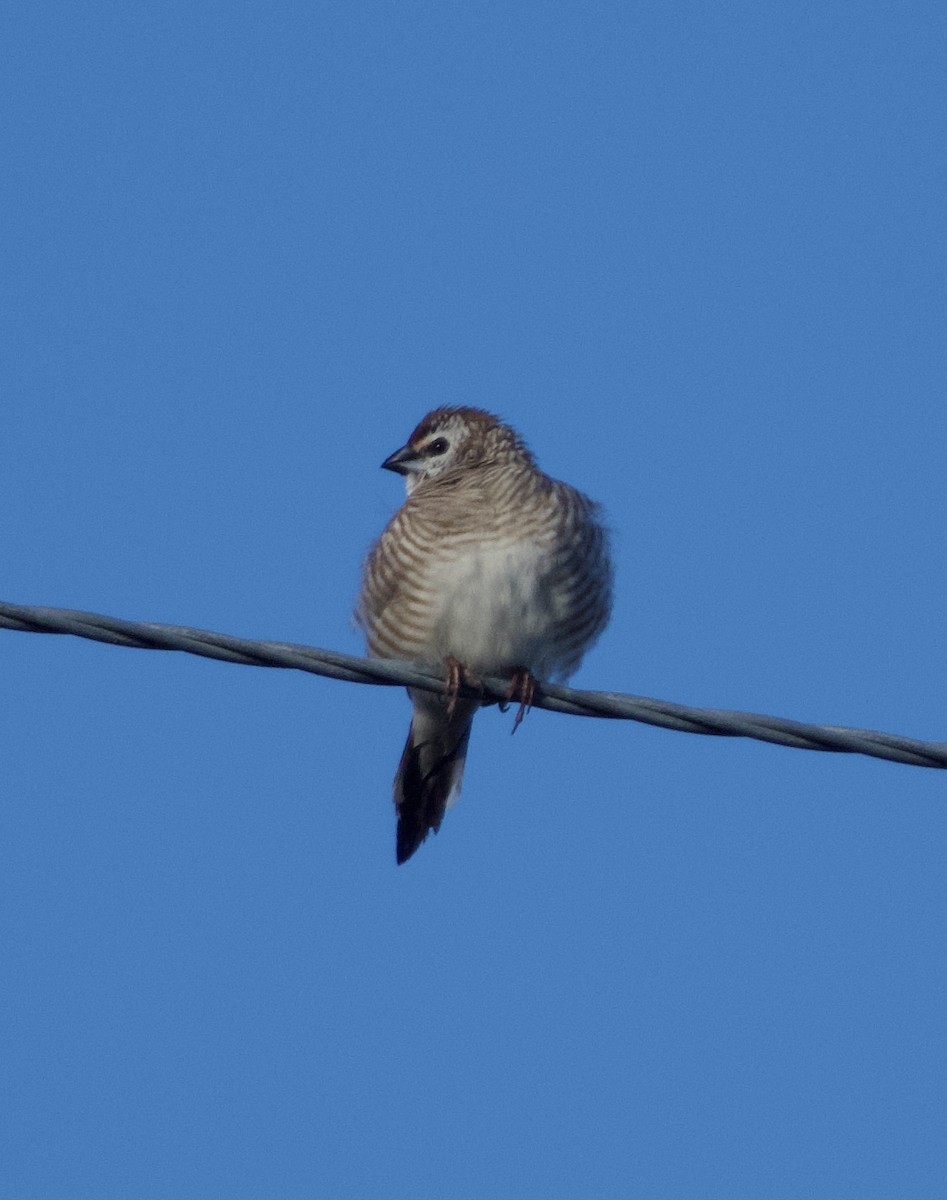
[[381, 444, 420, 475]]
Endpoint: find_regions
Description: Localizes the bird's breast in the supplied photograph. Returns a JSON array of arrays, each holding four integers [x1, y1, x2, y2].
[[423, 536, 568, 677]]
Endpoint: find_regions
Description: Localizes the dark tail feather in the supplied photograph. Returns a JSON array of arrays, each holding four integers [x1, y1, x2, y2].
[[394, 716, 472, 864]]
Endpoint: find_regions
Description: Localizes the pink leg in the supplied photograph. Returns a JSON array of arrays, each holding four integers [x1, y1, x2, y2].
[[443, 656, 482, 719], [504, 666, 536, 734]]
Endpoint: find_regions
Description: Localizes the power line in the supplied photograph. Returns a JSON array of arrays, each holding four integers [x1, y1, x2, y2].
[[1, 599, 945, 770]]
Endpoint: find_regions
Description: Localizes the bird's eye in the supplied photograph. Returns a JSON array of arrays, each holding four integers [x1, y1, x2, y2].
[[426, 437, 449, 456]]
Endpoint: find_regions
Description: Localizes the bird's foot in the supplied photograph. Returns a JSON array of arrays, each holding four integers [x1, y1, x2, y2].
[[499, 666, 536, 733], [443, 656, 483, 720]]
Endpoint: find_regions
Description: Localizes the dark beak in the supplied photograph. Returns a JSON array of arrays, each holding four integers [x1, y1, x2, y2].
[[381, 444, 420, 475]]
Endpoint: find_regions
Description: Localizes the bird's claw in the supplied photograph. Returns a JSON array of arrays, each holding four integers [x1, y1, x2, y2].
[[501, 666, 536, 734], [443, 656, 483, 719]]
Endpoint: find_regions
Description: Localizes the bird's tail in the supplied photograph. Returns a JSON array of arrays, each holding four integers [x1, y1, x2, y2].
[[393, 690, 476, 864]]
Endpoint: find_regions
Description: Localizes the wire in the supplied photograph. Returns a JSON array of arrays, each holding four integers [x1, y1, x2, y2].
[[1, 599, 945, 770]]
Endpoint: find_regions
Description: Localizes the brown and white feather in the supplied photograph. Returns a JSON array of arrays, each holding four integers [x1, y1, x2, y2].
[[356, 407, 612, 862]]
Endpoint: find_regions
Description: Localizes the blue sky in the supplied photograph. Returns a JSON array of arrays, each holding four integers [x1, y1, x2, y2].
[[2, 3, 946, 1196]]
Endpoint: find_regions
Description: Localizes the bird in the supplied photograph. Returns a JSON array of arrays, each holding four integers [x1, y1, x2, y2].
[[355, 407, 613, 863]]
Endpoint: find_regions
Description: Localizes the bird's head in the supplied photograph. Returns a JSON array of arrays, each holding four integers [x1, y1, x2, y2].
[[381, 407, 535, 493]]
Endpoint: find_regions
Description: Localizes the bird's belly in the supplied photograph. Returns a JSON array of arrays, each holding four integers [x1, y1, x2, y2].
[[424, 540, 566, 678]]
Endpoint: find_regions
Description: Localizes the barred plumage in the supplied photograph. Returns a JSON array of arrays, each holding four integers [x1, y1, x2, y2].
[[356, 407, 613, 863]]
